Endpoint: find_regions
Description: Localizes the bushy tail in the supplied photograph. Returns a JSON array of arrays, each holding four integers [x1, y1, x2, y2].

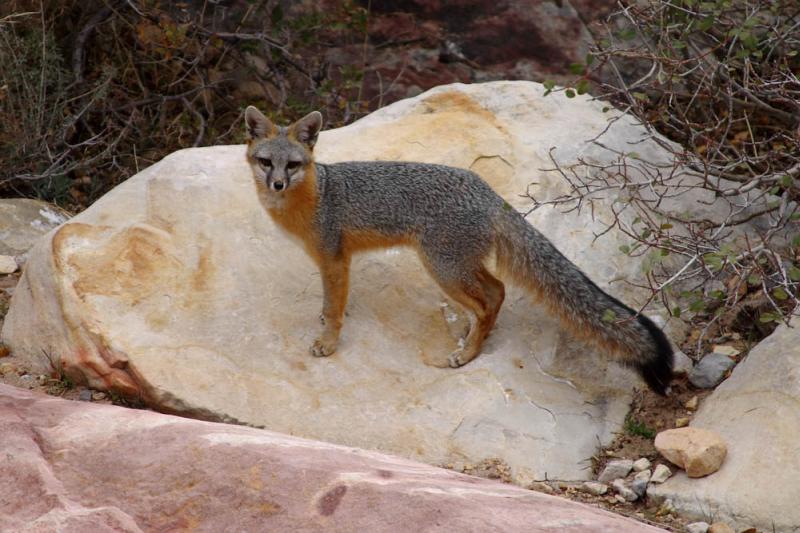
[[493, 210, 674, 394]]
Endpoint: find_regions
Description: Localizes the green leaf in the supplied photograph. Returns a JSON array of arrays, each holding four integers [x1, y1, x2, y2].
[[773, 287, 789, 300], [748, 274, 761, 285], [502, 201, 512, 211], [619, 244, 631, 254], [759, 311, 780, 323], [576, 79, 590, 95], [672, 306, 681, 318], [793, 235, 800, 247], [602, 309, 617, 322], [543, 79, 556, 91], [602, 106, 610, 113], [689, 299, 706, 312], [633, 92, 649, 101], [789, 265, 800, 281], [569, 62, 585, 75], [565, 89, 576, 98], [780, 175, 794, 189], [585, 53, 595, 66], [618, 28, 637, 41], [660, 223, 673, 230], [710, 290, 725, 300]]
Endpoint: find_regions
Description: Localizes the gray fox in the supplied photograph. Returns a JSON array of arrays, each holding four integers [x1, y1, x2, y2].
[[243, 106, 674, 394]]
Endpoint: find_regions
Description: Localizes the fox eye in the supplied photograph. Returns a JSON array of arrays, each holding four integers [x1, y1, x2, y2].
[[287, 161, 302, 170], [256, 157, 272, 168]]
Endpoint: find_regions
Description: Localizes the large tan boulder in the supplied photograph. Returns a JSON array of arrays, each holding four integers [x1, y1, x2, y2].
[[648, 320, 800, 531], [0, 384, 664, 532], [1, 81, 747, 483]]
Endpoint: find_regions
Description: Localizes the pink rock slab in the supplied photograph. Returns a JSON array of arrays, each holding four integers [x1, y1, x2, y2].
[[0, 384, 663, 532]]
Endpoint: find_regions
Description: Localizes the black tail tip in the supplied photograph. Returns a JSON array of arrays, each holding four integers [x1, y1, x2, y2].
[[635, 315, 675, 396]]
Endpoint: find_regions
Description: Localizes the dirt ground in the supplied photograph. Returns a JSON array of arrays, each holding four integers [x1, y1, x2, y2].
[[0, 269, 724, 531]]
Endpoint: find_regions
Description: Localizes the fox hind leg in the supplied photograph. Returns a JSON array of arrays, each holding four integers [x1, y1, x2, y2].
[[425, 264, 502, 368]]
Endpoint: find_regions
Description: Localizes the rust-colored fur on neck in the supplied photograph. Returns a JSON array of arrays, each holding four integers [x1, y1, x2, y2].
[[254, 164, 320, 260]]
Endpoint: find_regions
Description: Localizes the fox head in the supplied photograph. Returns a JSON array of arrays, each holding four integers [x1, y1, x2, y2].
[[244, 106, 323, 194]]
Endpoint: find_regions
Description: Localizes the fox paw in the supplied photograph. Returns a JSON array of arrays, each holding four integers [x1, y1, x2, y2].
[[448, 349, 466, 368], [311, 338, 337, 358]]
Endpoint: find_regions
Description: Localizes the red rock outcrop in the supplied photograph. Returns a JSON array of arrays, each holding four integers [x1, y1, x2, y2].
[[0, 383, 665, 531]]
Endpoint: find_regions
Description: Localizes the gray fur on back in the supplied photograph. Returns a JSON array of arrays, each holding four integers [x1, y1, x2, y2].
[[315, 161, 503, 273]]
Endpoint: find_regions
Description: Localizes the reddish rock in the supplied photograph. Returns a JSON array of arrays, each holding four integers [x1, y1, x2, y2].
[[0, 384, 663, 532]]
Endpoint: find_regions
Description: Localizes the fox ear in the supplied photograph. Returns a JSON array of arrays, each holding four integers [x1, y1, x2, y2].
[[291, 111, 323, 149], [244, 106, 273, 139]]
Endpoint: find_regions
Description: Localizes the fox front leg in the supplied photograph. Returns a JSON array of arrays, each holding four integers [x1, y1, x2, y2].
[[311, 256, 350, 357]]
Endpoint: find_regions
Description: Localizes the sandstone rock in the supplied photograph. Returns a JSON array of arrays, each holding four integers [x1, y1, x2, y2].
[[654, 428, 726, 477], [0, 255, 17, 274], [1, 81, 763, 483], [0, 198, 70, 256], [686, 522, 710, 533], [649, 320, 800, 531], [689, 353, 735, 388], [674, 417, 690, 428], [598, 459, 634, 483], [0, 384, 664, 532], [581, 481, 608, 496], [632, 457, 651, 472], [650, 464, 672, 484]]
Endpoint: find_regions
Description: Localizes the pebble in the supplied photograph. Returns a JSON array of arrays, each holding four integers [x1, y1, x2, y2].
[[712, 345, 740, 357], [611, 479, 638, 502], [708, 523, 734, 533], [672, 349, 694, 376], [0, 362, 17, 376], [529, 481, 554, 494], [0, 255, 18, 274], [597, 459, 633, 483], [632, 457, 651, 472], [633, 469, 651, 483], [580, 481, 608, 496], [91, 391, 107, 401], [675, 416, 690, 428], [686, 522, 710, 533], [655, 427, 727, 477], [78, 389, 92, 402], [689, 353, 735, 388], [631, 478, 648, 498], [650, 464, 672, 484], [685, 395, 699, 410]]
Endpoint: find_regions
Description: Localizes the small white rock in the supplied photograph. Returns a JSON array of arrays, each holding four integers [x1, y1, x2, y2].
[[632, 457, 651, 472], [633, 469, 651, 483], [611, 479, 638, 502], [598, 459, 634, 483], [686, 522, 710, 533], [0, 255, 18, 274], [672, 349, 694, 376], [712, 344, 740, 357], [650, 464, 672, 484], [581, 481, 608, 496]]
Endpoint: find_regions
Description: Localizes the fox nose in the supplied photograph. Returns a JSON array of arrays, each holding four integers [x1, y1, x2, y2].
[[272, 181, 285, 191]]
